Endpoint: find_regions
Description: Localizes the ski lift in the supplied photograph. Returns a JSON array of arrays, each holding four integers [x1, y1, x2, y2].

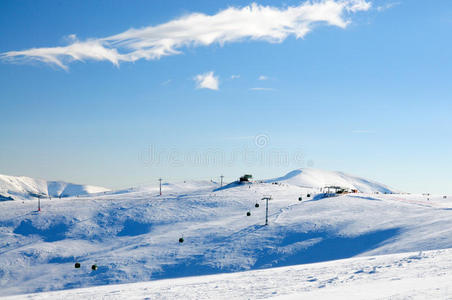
[[74, 262, 81, 268], [91, 264, 98, 271], [179, 237, 184, 243], [247, 211, 251, 216]]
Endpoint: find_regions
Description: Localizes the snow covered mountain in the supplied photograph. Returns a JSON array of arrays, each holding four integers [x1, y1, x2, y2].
[[0, 174, 110, 200], [267, 168, 397, 194], [1, 168, 450, 297]]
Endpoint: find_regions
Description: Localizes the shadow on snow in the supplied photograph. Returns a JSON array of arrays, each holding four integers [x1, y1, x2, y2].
[[13, 220, 68, 242], [254, 227, 400, 268], [117, 219, 152, 237], [149, 227, 400, 281]]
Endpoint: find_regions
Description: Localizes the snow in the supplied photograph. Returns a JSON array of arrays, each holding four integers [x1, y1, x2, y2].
[[0, 168, 451, 298], [267, 168, 397, 193], [3, 249, 452, 299], [0, 174, 110, 200]]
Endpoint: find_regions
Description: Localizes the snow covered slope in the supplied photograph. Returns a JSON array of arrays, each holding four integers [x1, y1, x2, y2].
[[0, 174, 110, 200], [5, 248, 452, 299], [107, 180, 218, 196], [0, 169, 450, 297], [267, 168, 396, 193]]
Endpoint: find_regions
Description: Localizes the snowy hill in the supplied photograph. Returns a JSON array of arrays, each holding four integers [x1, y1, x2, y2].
[[0, 169, 451, 297], [5, 248, 452, 299], [0, 174, 110, 200], [267, 168, 397, 194]]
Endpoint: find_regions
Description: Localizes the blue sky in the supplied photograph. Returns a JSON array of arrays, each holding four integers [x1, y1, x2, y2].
[[1, 0, 451, 193]]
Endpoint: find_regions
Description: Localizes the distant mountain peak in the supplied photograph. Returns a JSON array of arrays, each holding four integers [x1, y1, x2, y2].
[[266, 168, 397, 194], [0, 174, 109, 200]]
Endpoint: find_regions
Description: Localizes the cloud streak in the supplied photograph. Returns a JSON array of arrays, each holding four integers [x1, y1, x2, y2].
[[1, 0, 371, 69], [376, 2, 400, 12]]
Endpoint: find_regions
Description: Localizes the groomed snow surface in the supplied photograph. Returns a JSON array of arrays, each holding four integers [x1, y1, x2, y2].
[[4, 249, 452, 299], [1, 168, 451, 299]]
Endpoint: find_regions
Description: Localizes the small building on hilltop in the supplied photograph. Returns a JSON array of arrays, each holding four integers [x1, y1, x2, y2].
[[239, 174, 253, 182], [323, 186, 358, 194]]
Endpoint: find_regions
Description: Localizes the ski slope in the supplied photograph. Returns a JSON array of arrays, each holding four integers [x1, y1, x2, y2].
[[0, 168, 451, 297], [4, 248, 452, 299]]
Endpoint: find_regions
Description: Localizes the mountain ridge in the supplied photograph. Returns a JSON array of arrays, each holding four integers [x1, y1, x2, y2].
[[0, 174, 110, 200]]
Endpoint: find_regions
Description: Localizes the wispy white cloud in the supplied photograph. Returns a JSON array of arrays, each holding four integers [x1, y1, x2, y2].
[[250, 87, 276, 91], [194, 71, 219, 90], [1, 39, 121, 70], [0, 0, 371, 69], [230, 74, 240, 79], [161, 79, 172, 86], [258, 75, 268, 80], [376, 2, 400, 12]]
